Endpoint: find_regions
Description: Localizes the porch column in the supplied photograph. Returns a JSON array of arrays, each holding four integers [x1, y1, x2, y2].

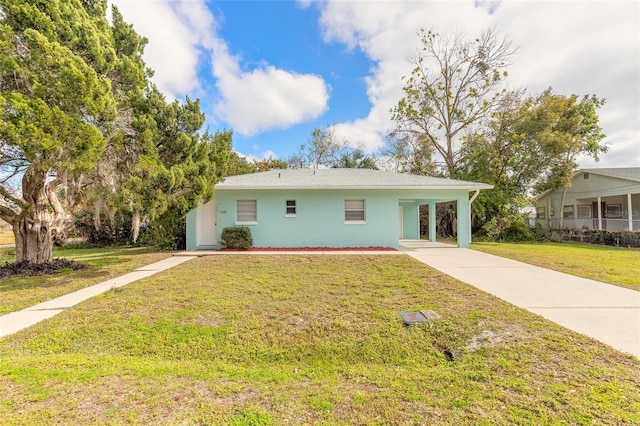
[[456, 197, 471, 248], [629, 193, 633, 231], [428, 203, 436, 242], [597, 196, 602, 230]]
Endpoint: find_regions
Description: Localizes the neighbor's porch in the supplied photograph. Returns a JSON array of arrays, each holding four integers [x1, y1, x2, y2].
[[539, 193, 640, 231]]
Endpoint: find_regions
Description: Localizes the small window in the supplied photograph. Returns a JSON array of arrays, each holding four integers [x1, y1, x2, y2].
[[236, 200, 257, 224], [583, 173, 590, 179], [577, 205, 591, 219], [285, 200, 296, 217], [345, 199, 365, 222], [606, 204, 622, 218], [563, 205, 574, 219], [536, 206, 546, 219]]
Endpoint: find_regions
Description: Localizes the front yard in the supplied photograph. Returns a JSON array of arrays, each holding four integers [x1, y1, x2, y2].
[[472, 241, 640, 291], [0, 247, 171, 315], [1, 254, 638, 424]]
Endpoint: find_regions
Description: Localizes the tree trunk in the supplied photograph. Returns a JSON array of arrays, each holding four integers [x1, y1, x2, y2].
[[13, 215, 54, 263], [93, 199, 102, 230], [12, 167, 67, 264], [131, 210, 141, 243]]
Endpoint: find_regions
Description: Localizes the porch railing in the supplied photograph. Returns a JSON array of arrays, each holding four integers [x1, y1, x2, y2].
[[540, 218, 640, 231]]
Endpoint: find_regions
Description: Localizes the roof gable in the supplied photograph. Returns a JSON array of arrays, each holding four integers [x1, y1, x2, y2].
[[579, 167, 640, 182], [216, 168, 493, 190]]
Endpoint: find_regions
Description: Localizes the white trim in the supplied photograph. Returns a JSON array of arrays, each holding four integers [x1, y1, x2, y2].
[[217, 185, 492, 191], [285, 199, 296, 217], [344, 220, 366, 225], [344, 199, 366, 222], [236, 199, 257, 224]]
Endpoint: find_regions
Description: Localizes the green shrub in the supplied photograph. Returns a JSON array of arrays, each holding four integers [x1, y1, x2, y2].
[[221, 226, 253, 249]]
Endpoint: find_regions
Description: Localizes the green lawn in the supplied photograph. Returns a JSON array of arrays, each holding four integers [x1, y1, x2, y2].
[[1, 255, 638, 424], [472, 241, 640, 291], [0, 247, 172, 315]]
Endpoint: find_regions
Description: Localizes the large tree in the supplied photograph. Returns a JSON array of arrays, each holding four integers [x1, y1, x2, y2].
[[391, 28, 515, 177], [0, 0, 231, 259], [457, 88, 606, 236], [288, 126, 378, 170], [0, 0, 117, 262]]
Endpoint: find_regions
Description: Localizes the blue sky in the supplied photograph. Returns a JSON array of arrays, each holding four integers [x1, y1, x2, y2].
[[110, 0, 640, 168]]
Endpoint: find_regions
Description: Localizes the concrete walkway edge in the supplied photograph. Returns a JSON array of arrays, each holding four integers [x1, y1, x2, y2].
[[399, 240, 640, 358], [0, 256, 196, 338]]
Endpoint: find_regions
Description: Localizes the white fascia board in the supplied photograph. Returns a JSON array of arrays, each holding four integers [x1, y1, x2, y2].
[[215, 184, 494, 191]]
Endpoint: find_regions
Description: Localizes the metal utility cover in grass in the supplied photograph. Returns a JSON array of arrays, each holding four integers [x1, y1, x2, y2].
[[399, 311, 430, 325]]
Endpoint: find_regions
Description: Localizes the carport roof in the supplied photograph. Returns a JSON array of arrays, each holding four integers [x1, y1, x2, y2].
[[216, 168, 493, 190]]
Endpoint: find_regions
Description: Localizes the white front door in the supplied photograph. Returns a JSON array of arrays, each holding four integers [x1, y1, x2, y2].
[[197, 199, 218, 246], [398, 206, 404, 239]]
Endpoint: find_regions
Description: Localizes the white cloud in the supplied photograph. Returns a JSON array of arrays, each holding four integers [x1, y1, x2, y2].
[[213, 66, 329, 136], [110, 0, 205, 100], [313, 0, 640, 167], [236, 150, 278, 163], [111, 0, 330, 135]]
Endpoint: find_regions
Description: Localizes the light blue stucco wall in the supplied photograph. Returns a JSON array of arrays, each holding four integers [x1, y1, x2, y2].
[[185, 209, 197, 250], [186, 188, 475, 249], [216, 189, 399, 248]]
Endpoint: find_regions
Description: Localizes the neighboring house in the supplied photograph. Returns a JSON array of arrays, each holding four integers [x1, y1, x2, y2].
[[186, 168, 492, 250], [535, 167, 640, 231]]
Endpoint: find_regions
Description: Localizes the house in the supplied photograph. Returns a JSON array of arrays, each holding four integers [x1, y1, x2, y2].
[[185, 168, 493, 250], [535, 167, 640, 231]]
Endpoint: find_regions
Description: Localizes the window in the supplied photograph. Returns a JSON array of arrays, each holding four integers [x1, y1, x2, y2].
[[583, 173, 590, 180], [236, 200, 257, 224], [345, 199, 365, 222], [606, 204, 622, 218], [536, 206, 546, 219], [285, 200, 296, 217], [563, 205, 574, 219], [577, 205, 591, 219]]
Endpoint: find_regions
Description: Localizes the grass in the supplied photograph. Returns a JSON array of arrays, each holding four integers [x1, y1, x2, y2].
[[1, 254, 638, 424], [0, 231, 14, 245], [0, 246, 172, 315], [472, 241, 640, 291]]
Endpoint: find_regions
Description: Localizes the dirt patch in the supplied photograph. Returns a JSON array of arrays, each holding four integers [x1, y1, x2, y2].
[[0, 259, 89, 279], [219, 246, 397, 252], [466, 324, 538, 352]]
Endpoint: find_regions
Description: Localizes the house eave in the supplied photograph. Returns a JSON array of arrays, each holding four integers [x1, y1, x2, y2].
[[215, 184, 494, 191]]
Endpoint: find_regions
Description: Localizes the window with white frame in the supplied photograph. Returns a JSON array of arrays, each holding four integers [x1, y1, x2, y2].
[[236, 200, 257, 224], [344, 199, 365, 222], [536, 206, 546, 219], [606, 204, 622, 218], [563, 205, 574, 219], [285, 200, 296, 217], [577, 205, 591, 219]]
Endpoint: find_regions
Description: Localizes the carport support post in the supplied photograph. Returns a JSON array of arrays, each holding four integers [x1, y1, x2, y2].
[[428, 203, 437, 242], [457, 196, 471, 248]]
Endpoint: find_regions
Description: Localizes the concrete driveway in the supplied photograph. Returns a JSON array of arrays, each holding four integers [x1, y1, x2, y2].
[[399, 240, 640, 358]]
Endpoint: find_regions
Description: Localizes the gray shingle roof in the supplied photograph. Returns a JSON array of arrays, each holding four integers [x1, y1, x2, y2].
[[581, 167, 640, 182], [216, 168, 493, 190]]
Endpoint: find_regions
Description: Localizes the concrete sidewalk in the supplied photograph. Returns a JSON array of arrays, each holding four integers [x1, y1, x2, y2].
[[399, 240, 640, 358], [0, 255, 196, 338]]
